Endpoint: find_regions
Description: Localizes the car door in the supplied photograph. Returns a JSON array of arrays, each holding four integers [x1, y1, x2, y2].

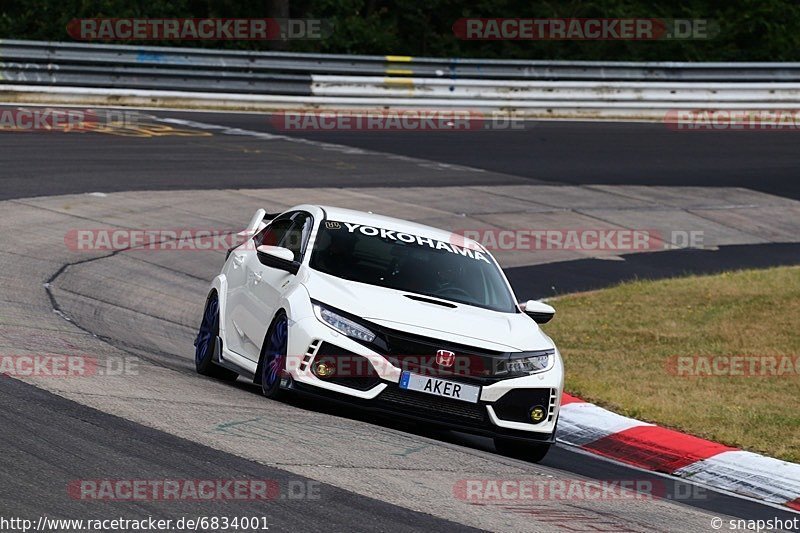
[[224, 214, 294, 359], [239, 212, 313, 362]]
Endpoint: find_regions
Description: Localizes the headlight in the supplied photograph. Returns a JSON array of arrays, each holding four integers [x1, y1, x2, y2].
[[313, 304, 376, 342], [496, 350, 553, 375], [507, 353, 551, 373]]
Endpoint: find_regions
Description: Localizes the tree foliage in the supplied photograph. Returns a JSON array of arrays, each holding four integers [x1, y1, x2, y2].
[[1, 0, 798, 60]]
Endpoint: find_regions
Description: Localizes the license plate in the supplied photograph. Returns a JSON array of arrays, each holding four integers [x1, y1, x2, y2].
[[398, 371, 480, 403]]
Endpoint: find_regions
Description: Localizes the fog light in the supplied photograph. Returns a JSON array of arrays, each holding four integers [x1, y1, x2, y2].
[[529, 405, 546, 424], [314, 361, 334, 378]]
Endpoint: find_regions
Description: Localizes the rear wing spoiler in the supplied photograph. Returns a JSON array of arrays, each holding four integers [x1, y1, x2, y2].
[[238, 209, 283, 239], [227, 209, 284, 259]]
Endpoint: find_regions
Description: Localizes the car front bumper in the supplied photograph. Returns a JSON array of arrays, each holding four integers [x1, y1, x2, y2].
[[284, 316, 564, 441]]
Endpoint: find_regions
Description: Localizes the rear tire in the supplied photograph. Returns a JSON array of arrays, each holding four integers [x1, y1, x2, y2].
[[493, 438, 551, 463], [258, 311, 289, 400], [194, 293, 238, 381]]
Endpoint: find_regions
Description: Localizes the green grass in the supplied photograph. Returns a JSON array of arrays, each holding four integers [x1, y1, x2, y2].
[[544, 266, 800, 462]]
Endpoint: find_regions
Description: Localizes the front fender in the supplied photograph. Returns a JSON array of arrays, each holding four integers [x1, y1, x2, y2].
[[209, 274, 228, 342]]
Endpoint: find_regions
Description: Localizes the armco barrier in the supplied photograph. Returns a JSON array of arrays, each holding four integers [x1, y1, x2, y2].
[[2, 39, 800, 118]]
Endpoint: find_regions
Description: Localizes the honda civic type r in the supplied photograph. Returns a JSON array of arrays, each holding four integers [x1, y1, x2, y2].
[[194, 205, 564, 460]]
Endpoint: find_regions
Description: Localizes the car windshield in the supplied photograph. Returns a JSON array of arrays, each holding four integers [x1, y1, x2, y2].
[[309, 220, 517, 313]]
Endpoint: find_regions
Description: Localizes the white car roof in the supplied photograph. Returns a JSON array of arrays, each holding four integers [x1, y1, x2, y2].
[[292, 204, 485, 251]]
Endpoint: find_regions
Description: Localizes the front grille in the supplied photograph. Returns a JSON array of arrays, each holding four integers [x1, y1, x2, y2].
[[371, 328, 506, 384], [378, 385, 486, 423]]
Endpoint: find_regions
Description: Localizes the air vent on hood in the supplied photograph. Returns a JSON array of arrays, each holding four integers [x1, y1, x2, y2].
[[403, 294, 457, 308]]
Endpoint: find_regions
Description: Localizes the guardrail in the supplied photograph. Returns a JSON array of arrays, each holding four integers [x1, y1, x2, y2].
[[2, 39, 799, 117]]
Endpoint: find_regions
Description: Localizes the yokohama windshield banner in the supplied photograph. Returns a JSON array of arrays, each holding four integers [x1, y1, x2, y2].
[[328, 221, 492, 264]]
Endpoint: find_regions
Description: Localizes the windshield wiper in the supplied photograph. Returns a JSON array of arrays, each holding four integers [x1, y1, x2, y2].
[[403, 294, 458, 308]]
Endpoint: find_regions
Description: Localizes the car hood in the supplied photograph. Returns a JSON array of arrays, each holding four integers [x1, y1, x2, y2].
[[302, 270, 553, 352]]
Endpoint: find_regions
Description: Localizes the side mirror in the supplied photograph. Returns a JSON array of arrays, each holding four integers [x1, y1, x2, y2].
[[256, 245, 300, 275], [520, 300, 555, 324]]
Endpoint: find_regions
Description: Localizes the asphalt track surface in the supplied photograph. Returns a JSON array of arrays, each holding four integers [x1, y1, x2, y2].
[[0, 108, 799, 200], [204, 111, 800, 201], [1, 375, 788, 529], [508, 242, 800, 298], [1, 106, 799, 531], [0, 376, 474, 532]]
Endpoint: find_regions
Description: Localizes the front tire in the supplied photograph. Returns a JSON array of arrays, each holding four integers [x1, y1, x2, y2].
[[194, 293, 238, 381], [493, 438, 551, 463], [258, 311, 289, 400]]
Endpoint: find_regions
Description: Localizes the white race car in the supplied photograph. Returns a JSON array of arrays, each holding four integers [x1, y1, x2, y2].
[[195, 205, 564, 461]]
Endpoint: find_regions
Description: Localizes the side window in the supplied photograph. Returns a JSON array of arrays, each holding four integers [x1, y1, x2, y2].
[[280, 213, 313, 260], [254, 217, 293, 248]]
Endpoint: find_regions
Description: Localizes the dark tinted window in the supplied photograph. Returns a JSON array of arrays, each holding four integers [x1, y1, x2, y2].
[[281, 213, 313, 260], [254, 217, 293, 248], [309, 221, 516, 312]]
